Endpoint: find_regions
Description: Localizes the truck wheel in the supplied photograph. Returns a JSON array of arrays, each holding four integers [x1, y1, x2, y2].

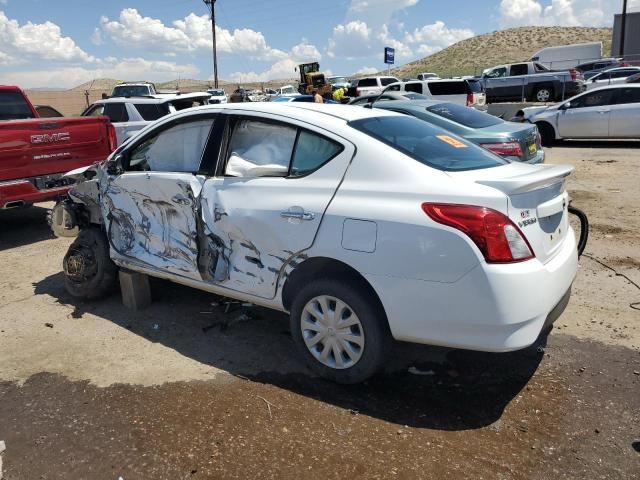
[[289, 278, 389, 384], [63, 227, 117, 300], [536, 122, 556, 147], [535, 87, 553, 102]]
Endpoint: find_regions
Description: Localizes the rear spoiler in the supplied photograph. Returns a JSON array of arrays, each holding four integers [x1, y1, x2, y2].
[[476, 164, 573, 195]]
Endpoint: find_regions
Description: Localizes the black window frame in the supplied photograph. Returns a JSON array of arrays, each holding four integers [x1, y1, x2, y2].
[[218, 115, 345, 179], [611, 87, 640, 105], [133, 102, 170, 121], [120, 113, 219, 174], [569, 89, 615, 109], [103, 102, 129, 123]]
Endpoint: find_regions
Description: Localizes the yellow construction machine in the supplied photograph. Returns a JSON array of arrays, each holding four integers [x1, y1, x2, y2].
[[297, 62, 332, 96]]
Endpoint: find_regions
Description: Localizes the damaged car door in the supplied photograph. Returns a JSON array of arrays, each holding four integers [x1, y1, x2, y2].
[[102, 115, 216, 280], [199, 113, 354, 299]]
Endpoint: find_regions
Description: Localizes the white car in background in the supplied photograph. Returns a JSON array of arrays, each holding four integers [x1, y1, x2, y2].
[[208, 88, 228, 104], [586, 67, 640, 90], [520, 84, 640, 145], [82, 93, 211, 145], [383, 79, 486, 108], [55, 103, 577, 384]]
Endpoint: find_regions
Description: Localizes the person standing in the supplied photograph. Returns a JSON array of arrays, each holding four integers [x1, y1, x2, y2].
[[313, 89, 324, 103]]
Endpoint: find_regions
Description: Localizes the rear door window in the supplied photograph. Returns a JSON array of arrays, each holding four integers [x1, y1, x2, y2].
[[291, 131, 343, 177], [134, 103, 170, 121], [510, 64, 529, 76], [612, 87, 640, 105], [350, 116, 507, 172], [404, 82, 423, 94], [426, 81, 467, 96], [103, 103, 129, 123], [380, 77, 398, 86]]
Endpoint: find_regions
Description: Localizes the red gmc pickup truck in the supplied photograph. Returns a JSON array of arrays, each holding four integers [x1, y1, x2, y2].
[[0, 85, 116, 209]]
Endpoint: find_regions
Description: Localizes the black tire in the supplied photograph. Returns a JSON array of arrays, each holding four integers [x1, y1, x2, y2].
[[289, 278, 390, 384], [536, 122, 556, 147], [63, 227, 117, 300], [534, 86, 553, 103]]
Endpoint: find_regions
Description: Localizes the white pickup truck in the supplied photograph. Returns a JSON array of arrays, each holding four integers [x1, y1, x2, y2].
[[110, 82, 179, 98]]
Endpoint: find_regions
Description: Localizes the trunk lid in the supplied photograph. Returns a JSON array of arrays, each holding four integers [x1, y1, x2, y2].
[[478, 122, 541, 161], [452, 163, 573, 263]]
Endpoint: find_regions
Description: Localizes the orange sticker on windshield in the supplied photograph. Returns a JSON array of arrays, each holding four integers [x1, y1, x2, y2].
[[436, 135, 467, 148]]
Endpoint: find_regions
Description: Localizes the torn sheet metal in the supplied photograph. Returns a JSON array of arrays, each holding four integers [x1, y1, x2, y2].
[[101, 173, 204, 280]]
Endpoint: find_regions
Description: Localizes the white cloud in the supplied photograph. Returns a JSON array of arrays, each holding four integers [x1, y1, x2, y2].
[[2, 57, 200, 89], [354, 66, 379, 75], [90, 28, 103, 46], [327, 20, 372, 58], [499, 0, 640, 27], [378, 24, 413, 58], [100, 9, 287, 61], [347, 0, 419, 29], [290, 41, 322, 62], [0, 10, 93, 63]]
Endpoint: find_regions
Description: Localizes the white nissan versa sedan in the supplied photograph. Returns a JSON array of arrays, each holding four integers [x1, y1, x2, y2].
[[51, 103, 578, 383]]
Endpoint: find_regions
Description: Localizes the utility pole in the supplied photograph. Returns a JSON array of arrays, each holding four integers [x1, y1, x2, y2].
[[620, 0, 628, 57], [203, 0, 218, 88]]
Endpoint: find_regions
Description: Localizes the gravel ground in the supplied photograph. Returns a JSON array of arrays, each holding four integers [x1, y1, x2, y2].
[[0, 142, 638, 479]]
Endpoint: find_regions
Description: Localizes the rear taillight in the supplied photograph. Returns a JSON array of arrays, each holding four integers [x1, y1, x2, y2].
[[356, 88, 361, 97], [422, 203, 534, 263], [466, 93, 473, 106], [480, 141, 523, 158], [107, 123, 117, 152], [620, 62, 630, 67]]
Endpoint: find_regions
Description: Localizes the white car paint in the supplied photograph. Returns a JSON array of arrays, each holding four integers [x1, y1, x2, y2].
[[521, 84, 640, 140], [383, 80, 486, 108], [586, 67, 640, 90], [89, 103, 577, 353]]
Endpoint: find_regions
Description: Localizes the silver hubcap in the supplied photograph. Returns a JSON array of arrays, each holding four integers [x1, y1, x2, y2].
[[300, 295, 365, 369], [537, 89, 550, 102]]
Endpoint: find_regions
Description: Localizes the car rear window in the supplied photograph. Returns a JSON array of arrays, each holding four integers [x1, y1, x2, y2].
[[405, 82, 423, 94], [0, 91, 36, 120], [350, 116, 507, 172], [134, 103, 170, 121], [426, 81, 467, 95], [426, 103, 502, 128]]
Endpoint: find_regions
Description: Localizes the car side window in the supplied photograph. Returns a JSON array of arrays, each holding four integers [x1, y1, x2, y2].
[[486, 67, 507, 78], [385, 84, 401, 92], [510, 64, 529, 76], [380, 77, 398, 86], [570, 90, 614, 108], [405, 82, 423, 94], [225, 119, 297, 177], [290, 130, 342, 177], [85, 104, 105, 116], [612, 87, 640, 105], [127, 119, 213, 172], [103, 103, 129, 123]]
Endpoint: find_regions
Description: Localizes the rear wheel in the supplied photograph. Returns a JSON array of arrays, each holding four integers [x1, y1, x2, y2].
[[63, 227, 117, 300], [536, 122, 556, 147], [534, 86, 553, 103], [290, 279, 389, 384]]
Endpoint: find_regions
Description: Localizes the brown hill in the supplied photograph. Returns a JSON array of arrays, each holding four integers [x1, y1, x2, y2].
[[390, 26, 613, 79]]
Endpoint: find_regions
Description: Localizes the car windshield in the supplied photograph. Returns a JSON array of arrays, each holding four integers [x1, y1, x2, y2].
[[426, 103, 502, 128], [210, 90, 225, 96], [350, 116, 507, 172]]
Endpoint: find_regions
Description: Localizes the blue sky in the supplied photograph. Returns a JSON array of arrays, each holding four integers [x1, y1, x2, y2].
[[0, 0, 636, 88]]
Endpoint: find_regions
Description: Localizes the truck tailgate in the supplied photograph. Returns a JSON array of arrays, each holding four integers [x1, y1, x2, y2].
[[0, 116, 114, 182]]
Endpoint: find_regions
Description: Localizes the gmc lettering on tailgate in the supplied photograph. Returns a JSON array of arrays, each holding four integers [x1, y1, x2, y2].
[[31, 132, 71, 144]]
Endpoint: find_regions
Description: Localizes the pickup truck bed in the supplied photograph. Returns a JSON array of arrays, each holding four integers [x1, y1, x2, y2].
[[1, 86, 116, 209]]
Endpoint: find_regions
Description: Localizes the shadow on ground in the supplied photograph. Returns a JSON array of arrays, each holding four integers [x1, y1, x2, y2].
[[33, 271, 545, 431], [553, 139, 640, 149], [0, 205, 55, 250]]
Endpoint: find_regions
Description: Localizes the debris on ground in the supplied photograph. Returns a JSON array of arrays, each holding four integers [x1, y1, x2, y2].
[[408, 366, 435, 376], [44, 323, 53, 328]]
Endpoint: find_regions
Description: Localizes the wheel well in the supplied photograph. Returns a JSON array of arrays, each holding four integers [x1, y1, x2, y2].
[[535, 121, 555, 135], [281, 257, 388, 322]]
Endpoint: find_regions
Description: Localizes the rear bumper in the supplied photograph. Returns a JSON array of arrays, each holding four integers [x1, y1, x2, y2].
[[366, 229, 578, 352], [0, 179, 71, 208]]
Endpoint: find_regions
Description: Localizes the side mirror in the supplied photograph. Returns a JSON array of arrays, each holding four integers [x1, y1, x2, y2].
[[106, 153, 124, 175], [559, 102, 570, 110]]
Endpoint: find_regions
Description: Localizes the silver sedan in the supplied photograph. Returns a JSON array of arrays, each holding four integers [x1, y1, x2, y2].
[[520, 84, 640, 145]]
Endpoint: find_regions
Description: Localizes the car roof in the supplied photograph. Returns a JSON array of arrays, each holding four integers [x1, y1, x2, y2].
[[599, 66, 640, 73], [374, 99, 445, 108]]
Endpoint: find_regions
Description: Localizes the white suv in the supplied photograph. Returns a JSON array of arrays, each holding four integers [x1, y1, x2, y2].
[[384, 79, 486, 108], [54, 103, 578, 383]]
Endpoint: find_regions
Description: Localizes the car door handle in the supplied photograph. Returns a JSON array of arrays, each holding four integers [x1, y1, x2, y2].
[[281, 210, 315, 221], [598, 109, 609, 114]]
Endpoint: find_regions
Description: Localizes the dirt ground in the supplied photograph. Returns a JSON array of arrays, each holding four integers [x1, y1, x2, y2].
[[0, 142, 639, 479]]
